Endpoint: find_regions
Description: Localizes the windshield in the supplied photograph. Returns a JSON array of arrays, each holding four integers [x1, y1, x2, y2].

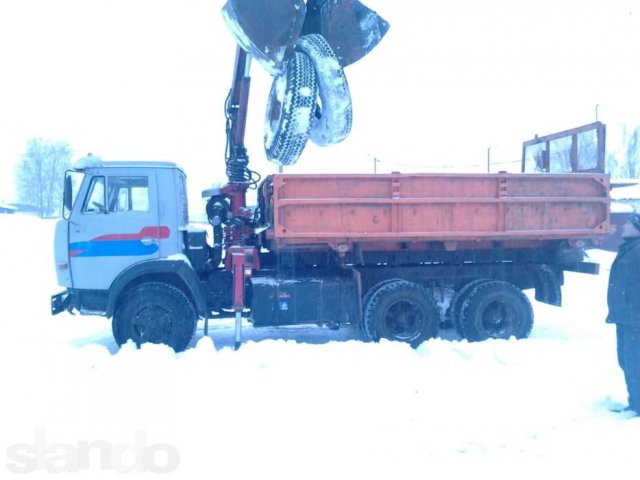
[[63, 170, 85, 219]]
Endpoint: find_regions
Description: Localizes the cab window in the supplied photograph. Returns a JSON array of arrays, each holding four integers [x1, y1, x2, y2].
[[82, 176, 106, 213], [108, 176, 149, 212]]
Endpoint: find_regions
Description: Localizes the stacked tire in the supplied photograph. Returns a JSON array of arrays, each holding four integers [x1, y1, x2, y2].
[[264, 34, 353, 166]]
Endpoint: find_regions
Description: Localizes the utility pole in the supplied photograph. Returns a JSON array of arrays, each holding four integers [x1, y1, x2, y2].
[[487, 147, 491, 173], [373, 156, 381, 173]]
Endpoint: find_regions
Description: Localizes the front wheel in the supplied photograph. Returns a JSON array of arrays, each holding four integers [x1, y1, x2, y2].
[[113, 282, 197, 352], [364, 280, 440, 347]]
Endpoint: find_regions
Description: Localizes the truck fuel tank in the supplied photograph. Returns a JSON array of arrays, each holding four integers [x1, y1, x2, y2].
[[250, 275, 359, 327]]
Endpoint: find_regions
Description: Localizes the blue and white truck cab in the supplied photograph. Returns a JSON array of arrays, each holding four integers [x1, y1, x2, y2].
[[51, 159, 224, 351]]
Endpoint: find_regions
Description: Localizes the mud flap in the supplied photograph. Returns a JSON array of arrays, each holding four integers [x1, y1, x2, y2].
[[222, 0, 389, 73], [532, 265, 562, 307], [51, 290, 73, 315]]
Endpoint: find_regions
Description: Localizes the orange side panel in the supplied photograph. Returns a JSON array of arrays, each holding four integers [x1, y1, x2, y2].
[[265, 173, 612, 250]]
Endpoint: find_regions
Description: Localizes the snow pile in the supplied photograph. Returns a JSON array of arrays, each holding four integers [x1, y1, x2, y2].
[[611, 201, 634, 213], [610, 181, 640, 201], [73, 154, 102, 170], [0, 215, 638, 479]]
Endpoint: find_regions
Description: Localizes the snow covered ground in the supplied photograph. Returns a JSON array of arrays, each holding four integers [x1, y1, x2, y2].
[[0, 214, 638, 479]]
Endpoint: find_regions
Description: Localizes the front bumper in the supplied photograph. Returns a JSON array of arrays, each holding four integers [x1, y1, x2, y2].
[[51, 290, 73, 315]]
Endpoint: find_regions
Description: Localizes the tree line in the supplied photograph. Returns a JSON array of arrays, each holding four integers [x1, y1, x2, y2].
[[14, 138, 72, 217], [606, 125, 640, 179], [12, 127, 640, 218]]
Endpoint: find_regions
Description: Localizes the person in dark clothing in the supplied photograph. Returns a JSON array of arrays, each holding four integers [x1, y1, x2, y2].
[[607, 212, 640, 415]]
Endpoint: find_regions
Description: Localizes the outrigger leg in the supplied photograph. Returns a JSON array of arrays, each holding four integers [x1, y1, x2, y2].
[[229, 246, 260, 350]]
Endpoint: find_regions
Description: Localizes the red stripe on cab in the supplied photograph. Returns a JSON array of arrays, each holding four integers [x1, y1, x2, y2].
[[93, 226, 171, 242]]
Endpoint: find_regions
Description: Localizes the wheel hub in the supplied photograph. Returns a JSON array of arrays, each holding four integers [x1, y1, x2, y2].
[[133, 305, 173, 345], [384, 301, 423, 341], [481, 302, 515, 338]]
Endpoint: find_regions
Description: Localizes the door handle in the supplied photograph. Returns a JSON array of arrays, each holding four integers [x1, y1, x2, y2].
[[140, 237, 158, 246]]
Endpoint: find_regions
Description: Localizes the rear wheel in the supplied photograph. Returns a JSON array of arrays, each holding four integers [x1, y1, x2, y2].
[[113, 282, 197, 352], [458, 280, 533, 342], [447, 279, 489, 335], [364, 280, 439, 347], [361, 278, 402, 339]]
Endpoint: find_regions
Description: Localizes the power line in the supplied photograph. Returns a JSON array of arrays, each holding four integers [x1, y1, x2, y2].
[[367, 157, 521, 170]]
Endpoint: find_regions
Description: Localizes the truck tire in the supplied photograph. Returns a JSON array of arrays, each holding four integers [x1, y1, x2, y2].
[[361, 278, 403, 340], [113, 282, 197, 352], [447, 279, 489, 335], [295, 34, 353, 146], [264, 51, 319, 166], [364, 280, 439, 347], [457, 280, 533, 342]]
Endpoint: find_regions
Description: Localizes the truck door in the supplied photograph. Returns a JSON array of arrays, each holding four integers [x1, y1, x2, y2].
[[68, 169, 163, 290]]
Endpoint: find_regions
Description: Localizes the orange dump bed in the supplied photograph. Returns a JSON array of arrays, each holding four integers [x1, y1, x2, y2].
[[262, 173, 612, 248]]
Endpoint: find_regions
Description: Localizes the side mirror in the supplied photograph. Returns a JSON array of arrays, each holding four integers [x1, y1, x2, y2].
[[63, 173, 73, 214]]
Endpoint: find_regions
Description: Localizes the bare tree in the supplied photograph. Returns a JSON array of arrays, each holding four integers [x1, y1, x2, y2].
[[14, 138, 72, 217], [605, 152, 620, 177], [623, 125, 640, 179]]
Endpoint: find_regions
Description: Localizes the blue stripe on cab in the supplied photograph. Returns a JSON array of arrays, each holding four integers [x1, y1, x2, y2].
[[70, 240, 158, 257]]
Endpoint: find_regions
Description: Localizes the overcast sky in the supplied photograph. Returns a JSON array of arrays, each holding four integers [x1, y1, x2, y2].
[[1, 0, 639, 206]]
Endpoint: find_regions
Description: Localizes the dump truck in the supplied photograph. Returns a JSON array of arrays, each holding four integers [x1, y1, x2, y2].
[[51, 0, 613, 351], [51, 160, 611, 351]]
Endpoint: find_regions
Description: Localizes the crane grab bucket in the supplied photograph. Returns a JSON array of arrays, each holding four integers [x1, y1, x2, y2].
[[302, 0, 390, 68], [222, 0, 389, 74]]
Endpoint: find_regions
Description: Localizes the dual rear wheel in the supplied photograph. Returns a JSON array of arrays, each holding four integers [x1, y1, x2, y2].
[[448, 279, 534, 342], [362, 278, 534, 346]]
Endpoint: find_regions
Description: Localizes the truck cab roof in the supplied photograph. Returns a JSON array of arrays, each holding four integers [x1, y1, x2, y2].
[[73, 157, 184, 172]]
